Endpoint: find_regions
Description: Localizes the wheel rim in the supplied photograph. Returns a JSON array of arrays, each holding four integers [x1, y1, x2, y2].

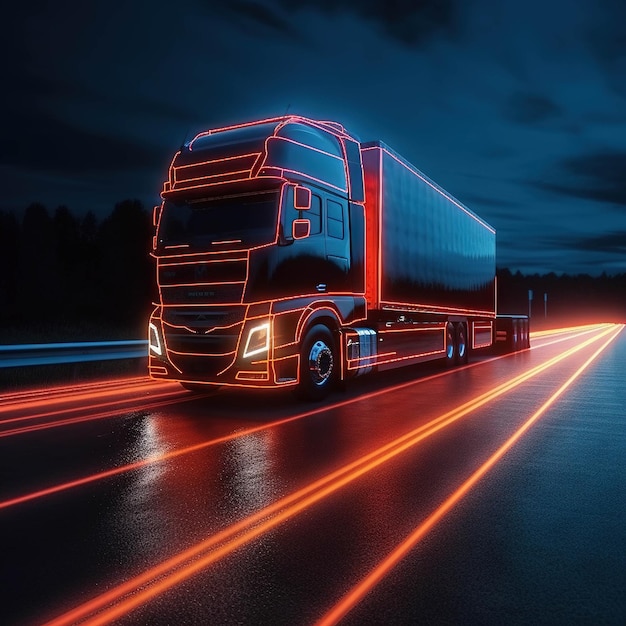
[[458, 330, 466, 359], [308, 340, 334, 386], [446, 328, 455, 360]]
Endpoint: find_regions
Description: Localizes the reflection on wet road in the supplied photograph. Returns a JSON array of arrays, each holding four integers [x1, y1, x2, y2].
[[0, 324, 624, 625]]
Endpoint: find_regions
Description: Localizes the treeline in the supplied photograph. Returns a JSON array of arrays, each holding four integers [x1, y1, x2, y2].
[[0, 200, 155, 342], [497, 267, 626, 327], [0, 200, 624, 343]]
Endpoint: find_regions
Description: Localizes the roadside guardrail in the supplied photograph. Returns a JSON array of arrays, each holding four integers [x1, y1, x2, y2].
[[0, 340, 148, 368]]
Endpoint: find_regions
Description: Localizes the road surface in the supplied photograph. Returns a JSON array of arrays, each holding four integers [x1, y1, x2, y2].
[[0, 323, 624, 625]]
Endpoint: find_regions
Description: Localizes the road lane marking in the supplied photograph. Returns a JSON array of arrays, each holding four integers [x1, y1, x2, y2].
[[40, 324, 621, 626], [315, 324, 624, 625]]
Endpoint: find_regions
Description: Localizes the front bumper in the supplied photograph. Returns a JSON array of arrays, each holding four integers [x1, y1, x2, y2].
[[148, 309, 298, 388]]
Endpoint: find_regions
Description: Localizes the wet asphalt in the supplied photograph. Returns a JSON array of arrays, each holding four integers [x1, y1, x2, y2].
[[0, 326, 624, 625]]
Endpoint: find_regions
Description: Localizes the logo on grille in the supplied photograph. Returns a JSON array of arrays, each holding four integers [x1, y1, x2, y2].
[[187, 291, 215, 298]]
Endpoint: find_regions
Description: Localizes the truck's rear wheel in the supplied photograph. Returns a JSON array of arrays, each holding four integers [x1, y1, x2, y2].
[[297, 324, 336, 401], [455, 322, 468, 365], [445, 322, 456, 367]]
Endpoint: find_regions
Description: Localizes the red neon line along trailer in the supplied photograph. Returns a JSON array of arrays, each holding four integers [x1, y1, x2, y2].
[[148, 116, 528, 399]]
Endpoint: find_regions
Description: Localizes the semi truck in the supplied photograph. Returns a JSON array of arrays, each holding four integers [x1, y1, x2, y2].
[[148, 116, 529, 399]]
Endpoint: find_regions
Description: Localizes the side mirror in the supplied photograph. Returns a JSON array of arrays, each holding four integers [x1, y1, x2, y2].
[[294, 186, 311, 210], [292, 219, 310, 240], [152, 205, 161, 227]]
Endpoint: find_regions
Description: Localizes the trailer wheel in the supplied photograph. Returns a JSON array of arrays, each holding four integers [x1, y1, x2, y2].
[[297, 324, 336, 401], [455, 323, 469, 365], [445, 322, 456, 367]]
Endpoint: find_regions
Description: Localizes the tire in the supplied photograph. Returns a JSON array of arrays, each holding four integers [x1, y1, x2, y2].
[[455, 322, 469, 365], [297, 324, 337, 401], [445, 322, 456, 367]]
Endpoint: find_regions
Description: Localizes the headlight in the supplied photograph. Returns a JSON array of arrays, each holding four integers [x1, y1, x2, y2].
[[149, 322, 162, 356], [242, 322, 270, 359]]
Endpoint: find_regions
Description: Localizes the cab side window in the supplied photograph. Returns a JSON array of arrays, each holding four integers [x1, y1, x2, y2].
[[327, 199, 344, 239], [305, 194, 322, 235]]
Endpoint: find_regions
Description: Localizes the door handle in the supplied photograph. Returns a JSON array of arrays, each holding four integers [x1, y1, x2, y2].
[[316, 284, 327, 293]]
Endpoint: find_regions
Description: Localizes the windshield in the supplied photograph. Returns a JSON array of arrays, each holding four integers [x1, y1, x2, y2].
[[158, 191, 279, 250]]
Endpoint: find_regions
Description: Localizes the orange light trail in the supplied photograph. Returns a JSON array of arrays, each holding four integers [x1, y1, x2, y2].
[[41, 324, 620, 626], [315, 324, 624, 626], [0, 379, 178, 417], [0, 391, 194, 440], [0, 375, 151, 404], [0, 386, 185, 428], [1, 324, 609, 511], [529, 323, 607, 338]]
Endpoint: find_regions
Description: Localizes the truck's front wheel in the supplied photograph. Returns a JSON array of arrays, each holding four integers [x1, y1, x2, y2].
[[298, 324, 337, 401]]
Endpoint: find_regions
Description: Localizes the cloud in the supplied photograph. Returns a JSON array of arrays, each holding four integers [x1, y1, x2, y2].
[[0, 112, 165, 175], [584, 1, 626, 98], [533, 150, 626, 207], [552, 231, 626, 255], [503, 93, 562, 125], [225, 0, 459, 47], [222, 1, 296, 38]]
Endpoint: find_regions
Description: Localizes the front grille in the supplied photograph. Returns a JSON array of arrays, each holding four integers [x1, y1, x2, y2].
[[163, 305, 244, 371], [161, 283, 244, 305], [163, 306, 245, 332], [170, 354, 235, 377], [158, 257, 248, 305], [159, 259, 247, 285], [165, 329, 241, 356]]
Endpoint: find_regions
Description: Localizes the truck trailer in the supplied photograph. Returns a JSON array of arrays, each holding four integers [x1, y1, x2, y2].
[[148, 116, 529, 399]]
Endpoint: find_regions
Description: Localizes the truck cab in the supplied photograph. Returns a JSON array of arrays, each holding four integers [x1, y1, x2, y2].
[[149, 117, 367, 396]]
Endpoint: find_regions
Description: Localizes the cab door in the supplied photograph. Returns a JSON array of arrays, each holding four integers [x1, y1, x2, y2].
[[323, 195, 350, 292]]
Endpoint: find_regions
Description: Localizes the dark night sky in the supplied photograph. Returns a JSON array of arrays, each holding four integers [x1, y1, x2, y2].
[[3, 1, 626, 275]]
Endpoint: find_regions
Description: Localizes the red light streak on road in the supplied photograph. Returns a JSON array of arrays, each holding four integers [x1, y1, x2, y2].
[[0, 380, 178, 418], [41, 324, 620, 626], [530, 323, 608, 338], [1, 325, 611, 512], [0, 393, 198, 440], [0, 375, 150, 404], [315, 324, 624, 626], [0, 324, 608, 509]]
